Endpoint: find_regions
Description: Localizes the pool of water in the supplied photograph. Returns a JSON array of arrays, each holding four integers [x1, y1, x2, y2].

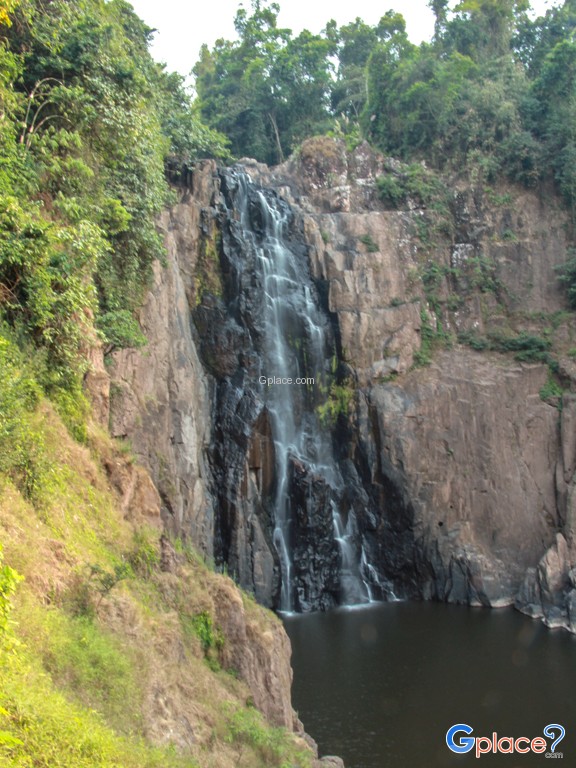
[[284, 602, 576, 768]]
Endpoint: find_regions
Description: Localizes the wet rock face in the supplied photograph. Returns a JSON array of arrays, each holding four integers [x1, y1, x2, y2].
[[213, 170, 384, 612], [288, 459, 340, 612]]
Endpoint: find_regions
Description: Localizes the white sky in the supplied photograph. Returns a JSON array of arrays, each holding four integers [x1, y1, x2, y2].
[[128, 0, 556, 79]]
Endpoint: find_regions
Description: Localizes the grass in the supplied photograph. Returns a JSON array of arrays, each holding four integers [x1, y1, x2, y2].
[[0, 648, 200, 768], [15, 596, 143, 733], [0, 330, 314, 768]]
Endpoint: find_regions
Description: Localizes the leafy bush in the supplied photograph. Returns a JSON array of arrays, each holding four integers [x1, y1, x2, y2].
[[127, 531, 160, 579], [540, 375, 563, 404], [0, 545, 21, 643], [64, 563, 132, 618], [317, 380, 355, 426], [556, 249, 576, 309], [377, 173, 406, 207], [359, 233, 379, 252], [97, 310, 147, 351], [458, 329, 553, 363], [225, 705, 312, 768], [185, 611, 224, 671], [0, 333, 49, 499], [413, 307, 451, 367]]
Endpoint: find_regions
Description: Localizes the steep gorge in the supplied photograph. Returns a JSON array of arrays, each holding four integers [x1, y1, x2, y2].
[[108, 138, 576, 632]]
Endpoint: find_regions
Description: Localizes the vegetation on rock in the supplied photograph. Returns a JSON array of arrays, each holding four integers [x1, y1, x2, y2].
[[2, 0, 576, 761], [0, 3, 310, 765], [194, 0, 576, 222], [0, 331, 311, 767]]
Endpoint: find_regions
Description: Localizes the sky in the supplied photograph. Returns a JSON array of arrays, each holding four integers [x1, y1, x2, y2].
[[128, 0, 555, 80]]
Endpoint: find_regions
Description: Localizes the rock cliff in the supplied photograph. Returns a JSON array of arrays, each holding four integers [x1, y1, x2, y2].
[[106, 140, 576, 632]]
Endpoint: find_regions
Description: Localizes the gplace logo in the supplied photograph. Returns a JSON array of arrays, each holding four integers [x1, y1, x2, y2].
[[446, 723, 566, 759]]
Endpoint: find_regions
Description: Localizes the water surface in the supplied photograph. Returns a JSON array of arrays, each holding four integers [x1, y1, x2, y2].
[[284, 602, 576, 767]]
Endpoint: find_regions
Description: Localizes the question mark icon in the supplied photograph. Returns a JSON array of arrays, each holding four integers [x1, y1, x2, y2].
[[544, 724, 565, 753]]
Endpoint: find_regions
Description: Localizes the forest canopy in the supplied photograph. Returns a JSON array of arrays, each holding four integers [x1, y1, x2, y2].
[[2, 0, 576, 407], [0, 0, 229, 393], [194, 0, 576, 211]]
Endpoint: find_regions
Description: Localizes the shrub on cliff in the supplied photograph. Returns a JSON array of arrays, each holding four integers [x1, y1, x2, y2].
[[0, 0, 228, 405]]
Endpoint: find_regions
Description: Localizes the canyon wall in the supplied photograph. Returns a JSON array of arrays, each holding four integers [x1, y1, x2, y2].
[[107, 142, 576, 631]]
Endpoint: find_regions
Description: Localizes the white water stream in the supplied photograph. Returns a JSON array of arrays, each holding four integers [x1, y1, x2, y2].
[[234, 171, 374, 611]]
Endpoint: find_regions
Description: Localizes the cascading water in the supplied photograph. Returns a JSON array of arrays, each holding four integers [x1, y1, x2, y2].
[[216, 168, 381, 612]]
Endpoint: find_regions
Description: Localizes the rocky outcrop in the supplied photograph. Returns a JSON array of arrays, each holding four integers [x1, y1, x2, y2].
[[107, 139, 576, 634], [109, 163, 216, 552], [515, 393, 576, 630], [360, 350, 560, 607], [247, 137, 576, 628], [209, 577, 293, 728]]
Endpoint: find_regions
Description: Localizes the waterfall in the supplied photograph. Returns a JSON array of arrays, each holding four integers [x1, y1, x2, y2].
[[220, 168, 377, 612]]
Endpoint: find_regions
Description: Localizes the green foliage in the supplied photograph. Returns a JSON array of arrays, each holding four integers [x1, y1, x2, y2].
[[0, 0, 229, 390], [50, 382, 90, 443], [65, 562, 132, 618], [0, 333, 48, 499], [0, 648, 200, 768], [539, 373, 563, 404], [0, 197, 100, 381], [194, 1, 335, 164], [359, 233, 379, 252], [316, 379, 355, 427], [225, 705, 312, 768], [377, 164, 451, 226], [555, 249, 576, 308], [0, 544, 22, 642], [413, 302, 453, 367], [88, 562, 132, 604], [189, 0, 576, 232], [23, 603, 142, 733], [459, 329, 553, 363], [184, 611, 224, 672], [97, 310, 147, 351], [414, 309, 435, 366], [376, 173, 406, 207], [127, 530, 160, 579]]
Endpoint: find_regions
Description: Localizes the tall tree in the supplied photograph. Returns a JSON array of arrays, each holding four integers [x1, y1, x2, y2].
[[194, 0, 333, 164], [453, 0, 529, 57], [330, 18, 378, 119], [532, 38, 576, 215], [429, 0, 450, 40]]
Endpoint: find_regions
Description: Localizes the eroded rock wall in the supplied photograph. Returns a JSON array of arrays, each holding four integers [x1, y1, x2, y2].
[[109, 162, 217, 553], [106, 140, 576, 632], [248, 138, 576, 629]]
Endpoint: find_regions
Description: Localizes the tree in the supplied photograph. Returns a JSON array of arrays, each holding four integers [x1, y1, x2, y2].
[[429, 0, 450, 40], [194, 0, 333, 164], [0, 0, 229, 377], [330, 18, 378, 119], [532, 38, 576, 215], [453, 0, 530, 57], [0, 0, 18, 26]]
